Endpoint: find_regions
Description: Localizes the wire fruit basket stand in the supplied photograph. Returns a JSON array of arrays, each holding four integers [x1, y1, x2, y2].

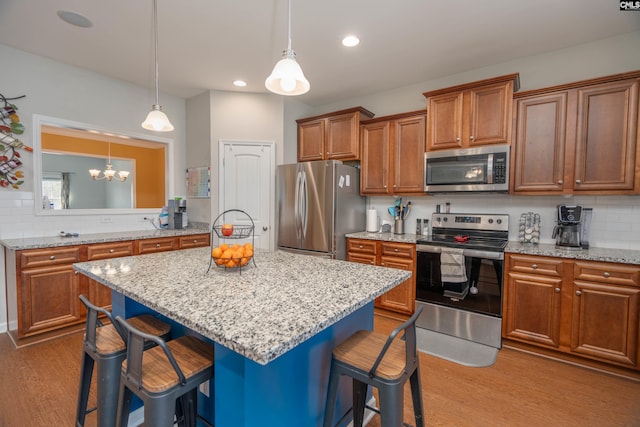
[[208, 209, 256, 273]]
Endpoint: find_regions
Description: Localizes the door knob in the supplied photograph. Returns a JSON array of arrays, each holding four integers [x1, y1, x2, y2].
[[263, 226, 268, 231]]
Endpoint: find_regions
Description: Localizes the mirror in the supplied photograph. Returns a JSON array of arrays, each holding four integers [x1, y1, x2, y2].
[[33, 114, 174, 215]]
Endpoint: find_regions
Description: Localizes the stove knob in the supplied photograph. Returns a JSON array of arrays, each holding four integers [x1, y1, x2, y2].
[[488, 219, 494, 224], [497, 219, 502, 224], [443, 217, 448, 222]]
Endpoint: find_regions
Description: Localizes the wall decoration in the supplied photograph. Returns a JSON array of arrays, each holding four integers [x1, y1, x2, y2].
[[186, 166, 210, 198], [0, 93, 30, 189]]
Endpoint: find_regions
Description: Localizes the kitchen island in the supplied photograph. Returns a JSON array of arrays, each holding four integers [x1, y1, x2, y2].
[[73, 246, 410, 426]]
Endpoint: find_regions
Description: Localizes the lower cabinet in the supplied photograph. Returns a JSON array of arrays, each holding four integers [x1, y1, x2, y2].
[[5, 232, 210, 345], [347, 238, 415, 315], [503, 253, 640, 371]]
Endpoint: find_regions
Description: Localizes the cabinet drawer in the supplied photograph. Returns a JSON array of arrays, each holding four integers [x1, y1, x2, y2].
[[178, 234, 211, 249], [347, 239, 378, 255], [380, 242, 414, 259], [574, 261, 640, 287], [507, 254, 564, 277], [19, 247, 82, 269], [87, 241, 135, 260], [136, 238, 177, 254], [347, 252, 376, 265]]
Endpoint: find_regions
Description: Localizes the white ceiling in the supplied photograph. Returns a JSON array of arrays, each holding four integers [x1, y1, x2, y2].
[[1, 0, 639, 107]]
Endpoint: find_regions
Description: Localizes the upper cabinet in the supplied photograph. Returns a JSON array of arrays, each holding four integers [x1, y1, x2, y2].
[[423, 74, 520, 151], [512, 71, 640, 195], [360, 110, 426, 195], [296, 107, 375, 162]]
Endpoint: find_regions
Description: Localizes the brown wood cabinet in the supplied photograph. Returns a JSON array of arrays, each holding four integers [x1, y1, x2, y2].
[[4, 232, 211, 346], [503, 253, 640, 371], [346, 238, 415, 315], [360, 111, 426, 195], [423, 74, 519, 151], [512, 71, 640, 195], [296, 107, 374, 162]]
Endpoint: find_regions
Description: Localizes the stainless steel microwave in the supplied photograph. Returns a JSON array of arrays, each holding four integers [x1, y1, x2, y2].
[[424, 144, 510, 193]]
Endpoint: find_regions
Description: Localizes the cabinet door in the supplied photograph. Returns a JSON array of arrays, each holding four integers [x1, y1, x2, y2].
[[468, 81, 513, 147], [512, 92, 568, 193], [378, 256, 415, 314], [326, 112, 359, 160], [297, 119, 325, 162], [393, 114, 426, 194], [571, 280, 639, 368], [503, 272, 563, 349], [573, 79, 639, 192], [20, 265, 81, 336], [426, 91, 464, 150], [360, 121, 391, 195]]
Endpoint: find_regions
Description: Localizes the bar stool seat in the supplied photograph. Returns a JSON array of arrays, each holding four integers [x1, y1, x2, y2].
[[115, 315, 215, 427], [323, 307, 425, 427], [76, 294, 171, 427]]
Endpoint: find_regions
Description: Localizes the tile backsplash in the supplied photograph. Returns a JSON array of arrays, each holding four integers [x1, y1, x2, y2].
[[368, 193, 640, 250]]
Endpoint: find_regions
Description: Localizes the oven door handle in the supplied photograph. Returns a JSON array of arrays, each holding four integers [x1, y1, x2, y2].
[[416, 245, 504, 261]]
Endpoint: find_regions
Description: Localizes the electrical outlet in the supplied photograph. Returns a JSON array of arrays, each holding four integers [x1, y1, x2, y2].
[[199, 380, 210, 397]]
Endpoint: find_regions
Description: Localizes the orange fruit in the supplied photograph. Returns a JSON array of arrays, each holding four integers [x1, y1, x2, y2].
[[244, 249, 253, 258], [215, 258, 226, 266], [232, 243, 241, 250], [226, 259, 236, 268], [220, 243, 229, 252], [240, 257, 249, 266], [243, 242, 253, 250], [221, 249, 233, 260], [212, 247, 222, 258]]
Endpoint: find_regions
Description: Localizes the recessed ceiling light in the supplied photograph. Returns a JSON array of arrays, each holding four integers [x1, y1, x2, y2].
[[233, 80, 247, 87], [342, 35, 360, 47], [57, 10, 93, 28]]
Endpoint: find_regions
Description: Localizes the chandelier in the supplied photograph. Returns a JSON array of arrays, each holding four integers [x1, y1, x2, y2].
[[89, 142, 130, 182]]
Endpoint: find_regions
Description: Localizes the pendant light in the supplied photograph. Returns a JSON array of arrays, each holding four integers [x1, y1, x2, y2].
[[89, 142, 130, 182], [142, 0, 174, 132], [265, 0, 310, 96]]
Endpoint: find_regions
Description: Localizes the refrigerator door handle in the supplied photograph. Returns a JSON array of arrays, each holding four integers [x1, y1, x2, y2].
[[294, 170, 302, 239], [301, 170, 308, 238]]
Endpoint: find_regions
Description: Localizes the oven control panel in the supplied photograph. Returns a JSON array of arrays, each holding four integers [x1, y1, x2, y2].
[[431, 213, 509, 231]]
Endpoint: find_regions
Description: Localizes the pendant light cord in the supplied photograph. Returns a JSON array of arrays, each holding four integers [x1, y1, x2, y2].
[[287, 0, 292, 51], [152, 0, 160, 106]]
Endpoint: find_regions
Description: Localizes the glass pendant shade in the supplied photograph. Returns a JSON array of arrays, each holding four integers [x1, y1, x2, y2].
[[142, 105, 174, 131], [265, 50, 310, 96], [88, 143, 130, 181]]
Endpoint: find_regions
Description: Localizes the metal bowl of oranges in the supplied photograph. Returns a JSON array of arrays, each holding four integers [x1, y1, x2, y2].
[[211, 242, 254, 269]]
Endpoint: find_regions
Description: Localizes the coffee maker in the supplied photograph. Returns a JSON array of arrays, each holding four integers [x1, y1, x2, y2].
[[552, 205, 592, 249], [167, 199, 187, 229]]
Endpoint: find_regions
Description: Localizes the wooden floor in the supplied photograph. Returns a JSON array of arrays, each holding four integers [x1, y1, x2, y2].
[[1, 316, 639, 427]]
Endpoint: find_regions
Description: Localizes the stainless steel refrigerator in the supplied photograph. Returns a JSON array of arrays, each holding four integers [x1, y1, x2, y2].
[[277, 160, 365, 260]]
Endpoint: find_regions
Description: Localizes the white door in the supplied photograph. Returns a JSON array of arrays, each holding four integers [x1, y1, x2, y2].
[[219, 140, 275, 250]]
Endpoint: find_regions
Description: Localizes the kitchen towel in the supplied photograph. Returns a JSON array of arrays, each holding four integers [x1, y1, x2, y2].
[[440, 247, 468, 283], [366, 209, 379, 232]]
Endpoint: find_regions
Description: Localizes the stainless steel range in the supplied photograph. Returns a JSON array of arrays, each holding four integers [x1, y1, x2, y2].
[[415, 213, 509, 348]]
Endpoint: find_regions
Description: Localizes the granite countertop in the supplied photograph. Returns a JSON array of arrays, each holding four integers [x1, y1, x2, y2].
[[346, 231, 640, 265], [0, 226, 210, 250], [346, 231, 421, 244], [73, 247, 410, 365], [505, 242, 640, 265]]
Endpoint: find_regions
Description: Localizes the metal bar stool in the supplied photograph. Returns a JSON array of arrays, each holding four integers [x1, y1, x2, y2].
[[76, 294, 171, 427], [324, 306, 425, 427], [115, 315, 215, 427]]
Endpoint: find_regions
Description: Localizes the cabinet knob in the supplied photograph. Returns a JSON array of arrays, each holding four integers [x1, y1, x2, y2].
[[557, 180, 563, 185], [358, 245, 363, 249], [263, 226, 268, 231], [555, 287, 561, 293], [575, 179, 582, 184], [370, 261, 375, 265], [156, 244, 161, 248], [74, 271, 79, 275], [576, 290, 582, 296], [109, 249, 115, 253], [531, 264, 538, 269], [49, 255, 55, 260], [393, 184, 397, 188], [384, 185, 387, 189], [603, 272, 610, 278], [469, 136, 475, 140], [381, 262, 385, 266], [394, 248, 399, 252], [193, 239, 198, 243], [456, 137, 461, 142]]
